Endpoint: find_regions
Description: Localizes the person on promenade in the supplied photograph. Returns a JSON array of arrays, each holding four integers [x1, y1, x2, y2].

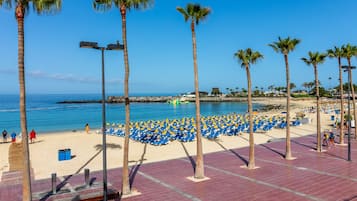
[[11, 132, 16, 143], [85, 123, 90, 134], [334, 118, 340, 129], [329, 130, 335, 147], [2, 129, 7, 143], [30, 129, 36, 143], [323, 130, 329, 147]]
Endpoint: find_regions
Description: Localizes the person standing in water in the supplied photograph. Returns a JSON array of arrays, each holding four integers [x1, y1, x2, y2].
[[2, 130, 8, 143], [11, 132, 16, 143], [85, 123, 90, 134], [30, 129, 36, 143]]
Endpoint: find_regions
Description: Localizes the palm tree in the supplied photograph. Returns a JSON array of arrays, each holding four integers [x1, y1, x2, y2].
[[0, 1, 61, 200], [327, 46, 345, 144], [302, 81, 317, 94], [93, 0, 153, 195], [269, 37, 300, 160], [341, 44, 357, 139], [234, 48, 264, 169], [177, 3, 210, 179], [302, 52, 327, 152], [302, 82, 309, 92]]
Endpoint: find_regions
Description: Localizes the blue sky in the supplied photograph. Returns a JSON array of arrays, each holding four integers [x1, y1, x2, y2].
[[1, 0, 357, 95]]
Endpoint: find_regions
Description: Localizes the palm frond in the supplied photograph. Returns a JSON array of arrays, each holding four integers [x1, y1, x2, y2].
[[177, 3, 210, 25], [269, 36, 300, 55], [0, 0, 12, 9], [32, 0, 61, 15], [301, 57, 311, 65], [302, 51, 326, 66], [251, 51, 264, 64], [93, 0, 113, 11], [342, 43, 357, 59], [234, 48, 263, 68], [327, 46, 343, 58], [92, 0, 152, 12], [176, 6, 189, 22], [126, 0, 153, 11], [268, 43, 279, 53]]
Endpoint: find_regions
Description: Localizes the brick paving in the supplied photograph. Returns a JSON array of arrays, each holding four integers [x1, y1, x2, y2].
[[1, 133, 357, 201]]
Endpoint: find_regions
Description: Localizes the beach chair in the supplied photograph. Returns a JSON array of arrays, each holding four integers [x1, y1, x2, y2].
[[291, 120, 301, 126], [105, 128, 114, 135]]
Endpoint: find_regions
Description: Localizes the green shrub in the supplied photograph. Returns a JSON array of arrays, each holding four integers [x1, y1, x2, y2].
[[291, 94, 312, 98]]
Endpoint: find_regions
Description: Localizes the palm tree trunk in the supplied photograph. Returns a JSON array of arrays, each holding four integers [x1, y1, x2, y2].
[[246, 65, 255, 169], [314, 65, 321, 152], [338, 57, 345, 144], [191, 21, 204, 179], [120, 5, 131, 195], [348, 59, 357, 139], [16, 4, 32, 200], [284, 54, 293, 159]]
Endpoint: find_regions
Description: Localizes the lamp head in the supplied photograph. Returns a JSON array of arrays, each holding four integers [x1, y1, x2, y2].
[[106, 41, 124, 50], [80, 41, 99, 49]]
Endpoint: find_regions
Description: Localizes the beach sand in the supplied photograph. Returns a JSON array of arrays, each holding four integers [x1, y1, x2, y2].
[[0, 98, 338, 180]]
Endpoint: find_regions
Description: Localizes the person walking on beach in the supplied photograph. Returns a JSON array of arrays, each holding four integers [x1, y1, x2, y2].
[[323, 131, 329, 147], [329, 130, 335, 147], [11, 132, 16, 143], [2, 129, 7, 143], [30, 129, 36, 143], [85, 123, 90, 134]]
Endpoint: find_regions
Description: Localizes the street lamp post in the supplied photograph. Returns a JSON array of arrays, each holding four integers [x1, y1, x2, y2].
[[80, 41, 124, 200], [342, 65, 356, 162]]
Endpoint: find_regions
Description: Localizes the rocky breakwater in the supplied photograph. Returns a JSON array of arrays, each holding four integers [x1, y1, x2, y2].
[[107, 96, 174, 103], [57, 96, 175, 104]]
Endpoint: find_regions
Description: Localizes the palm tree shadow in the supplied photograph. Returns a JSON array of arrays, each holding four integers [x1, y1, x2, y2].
[[323, 151, 347, 161], [71, 143, 122, 175], [261, 133, 289, 157], [180, 142, 196, 172], [38, 143, 123, 201], [259, 143, 285, 158], [291, 139, 345, 160], [291, 139, 316, 150], [74, 149, 102, 175], [39, 174, 73, 201], [94, 143, 122, 150], [239, 133, 286, 159], [214, 141, 248, 166], [129, 143, 147, 188]]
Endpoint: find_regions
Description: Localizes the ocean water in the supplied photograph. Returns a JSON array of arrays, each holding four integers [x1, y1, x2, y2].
[[0, 94, 262, 133]]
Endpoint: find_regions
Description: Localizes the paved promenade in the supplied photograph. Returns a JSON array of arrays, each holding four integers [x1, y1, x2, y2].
[[1, 133, 357, 200]]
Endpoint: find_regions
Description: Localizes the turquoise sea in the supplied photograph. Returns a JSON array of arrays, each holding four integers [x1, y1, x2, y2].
[[0, 94, 262, 133]]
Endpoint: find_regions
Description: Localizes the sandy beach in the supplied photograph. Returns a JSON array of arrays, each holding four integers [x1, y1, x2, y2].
[[0, 98, 339, 180]]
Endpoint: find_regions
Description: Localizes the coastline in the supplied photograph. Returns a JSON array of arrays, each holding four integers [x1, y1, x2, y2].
[[57, 96, 289, 104], [0, 98, 337, 180]]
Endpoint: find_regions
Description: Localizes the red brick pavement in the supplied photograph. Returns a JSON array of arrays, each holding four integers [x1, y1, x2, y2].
[[1, 134, 357, 201]]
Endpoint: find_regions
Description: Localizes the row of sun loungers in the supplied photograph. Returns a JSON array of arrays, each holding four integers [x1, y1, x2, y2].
[[99, 113, 302, 146]]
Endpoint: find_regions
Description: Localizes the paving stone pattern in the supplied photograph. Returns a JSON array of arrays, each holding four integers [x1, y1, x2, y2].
[[1, 134, 357, 201]]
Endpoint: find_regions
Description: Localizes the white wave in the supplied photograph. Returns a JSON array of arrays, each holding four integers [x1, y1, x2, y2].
[[0, 105, 83, 113], [0, 109, 19, 112]]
